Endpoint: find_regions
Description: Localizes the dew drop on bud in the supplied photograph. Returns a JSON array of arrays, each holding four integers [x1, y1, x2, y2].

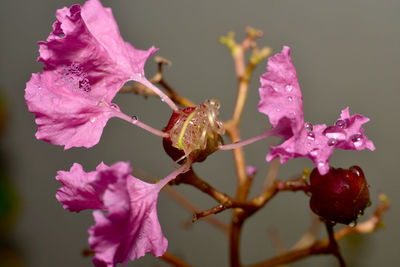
[[348, 221, 357, 227], [285, 84, 293, 92], [304, 122, 313, 131], [335, 119, 346, 129], [327, 138, 336, 146], [161, 98, 165, 102], [307, 131, 315, 141]]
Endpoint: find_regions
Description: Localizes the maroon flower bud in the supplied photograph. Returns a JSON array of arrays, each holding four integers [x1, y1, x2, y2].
[[163, 99, 225, 163], [309, 166, 370, 225]]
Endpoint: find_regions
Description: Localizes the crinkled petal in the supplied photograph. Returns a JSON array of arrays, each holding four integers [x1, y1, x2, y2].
[[258, 46, 304, 139], [260, 47, 375, 175], [38, 0, 157, 102], [25, 71, 117, 149], [89, 173, 167, 266], [56, 163, 106, 212], [267, 109, 375, 175], [56, 161, 167, 266], [334, 107, 375, 151], [268, 124, 334, 175]]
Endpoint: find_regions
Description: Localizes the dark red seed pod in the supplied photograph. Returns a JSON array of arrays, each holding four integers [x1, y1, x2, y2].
[[309, 166, 370, 225]]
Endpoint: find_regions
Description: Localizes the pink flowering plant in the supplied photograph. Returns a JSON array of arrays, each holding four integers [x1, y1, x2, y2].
[[25, 0, 389, 266]]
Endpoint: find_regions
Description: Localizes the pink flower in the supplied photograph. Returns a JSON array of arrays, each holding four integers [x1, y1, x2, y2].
[[258, 46, 375, 175], [56, 162, 168, 266], [25, 0, 157, 149]]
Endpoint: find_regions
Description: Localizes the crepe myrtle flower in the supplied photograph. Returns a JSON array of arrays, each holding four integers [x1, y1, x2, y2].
[[25, 0, 178, 150], [56, 160, 191, 267], [258, 46, 375, 175]]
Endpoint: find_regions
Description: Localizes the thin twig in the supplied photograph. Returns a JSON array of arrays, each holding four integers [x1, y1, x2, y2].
[[163, 185, 230, 235], [160, 251, 193, 267], [248, 194, 390, 267], [120, 56, 195, 107]]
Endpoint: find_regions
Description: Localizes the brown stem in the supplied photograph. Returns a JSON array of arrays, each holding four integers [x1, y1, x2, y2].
[[325, 222, 346, 267], [163, 185, 230, 235], [120, 56, 195, 107], [160, 251, 193, 267], [248, 194, 389, 267]]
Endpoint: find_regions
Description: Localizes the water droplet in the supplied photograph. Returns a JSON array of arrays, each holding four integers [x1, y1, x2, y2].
[[310, 149, 318, 156], [273, 87, 279, 92], [349, 221, 357, 227], [304, 122, 313, 131], [90, 117, 96, 123], [317, 162, 325, 168], [285, 85, 293, 92], [307, 132, 315, 140], [110, 103, 118, 109], [287, 96, 293, 101], [138, 73, 142, 78], [335, 119, 346, 129], [323, 126, 346, 140], [351, 133, 361, 142], [131, 115, 138, 121], [327, 138, 337, 146], [161, 98, 165, 102], [38, 86, 42, 90]]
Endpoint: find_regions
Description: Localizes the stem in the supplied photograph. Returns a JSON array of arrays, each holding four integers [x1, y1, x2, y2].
[[160, 251, 193, 267], [157, 160, 192, 189], [325, 222, 346, 267], [138, 78, 179, 112], [163, 185, 230, 235], [218, 130, 273, 151], [113, 110, 169, 138], [248, 194, 389, 267]]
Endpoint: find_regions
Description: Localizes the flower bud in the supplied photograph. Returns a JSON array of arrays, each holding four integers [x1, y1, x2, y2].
[[309, 166, 370, 225], [163, 99, 225, 163]]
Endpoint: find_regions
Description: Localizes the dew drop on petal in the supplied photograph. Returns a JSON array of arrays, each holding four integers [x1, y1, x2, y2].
[[131, 115, 138, 121], [307, 132, 315, 141], [327, 138, 337, 146], [110, 103, 118, 109], [161, 98, 165, 102], [304, 122, 313, 131], [351, 133, 362, 147], [323, 126, 346, 140], [335, 119, 346, 129], [287, 96, 293, 102], [90, 117, 96, 123], [285, 85, 293, 92]]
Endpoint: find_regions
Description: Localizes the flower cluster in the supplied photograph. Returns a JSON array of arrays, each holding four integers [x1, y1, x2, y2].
[[25, 0, 376, 266]]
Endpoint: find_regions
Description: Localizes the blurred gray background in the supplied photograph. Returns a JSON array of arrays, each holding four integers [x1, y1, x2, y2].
[[0, 0, 399, 266]]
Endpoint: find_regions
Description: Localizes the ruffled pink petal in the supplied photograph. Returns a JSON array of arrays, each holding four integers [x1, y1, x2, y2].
[[26, 0, 158, 149], [334, 107, 376, 151], [25, 71, 118, 149], [56, 161, 168, 266], [38, 0, 157, 103], [56, 163, 106, 212], [89, 177, 167, 267], [260, 47, 375, 175], [258, 46, 304, 139]]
